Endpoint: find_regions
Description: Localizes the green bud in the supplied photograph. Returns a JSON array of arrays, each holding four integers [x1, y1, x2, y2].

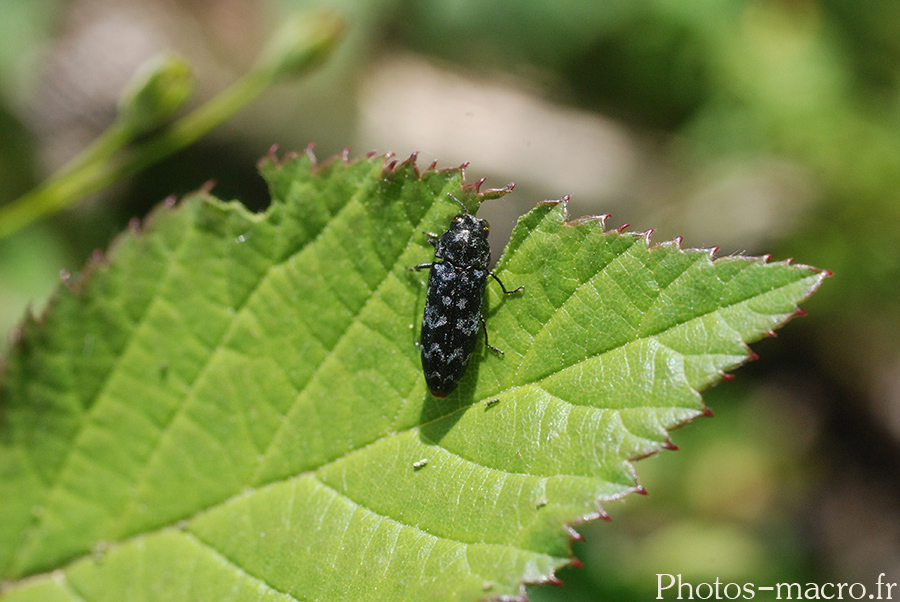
[[258, 9, 346, 79], [118, 53, 195, 135]]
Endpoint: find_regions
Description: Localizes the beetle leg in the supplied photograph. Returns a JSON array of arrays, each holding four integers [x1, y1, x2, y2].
[[408, 262, 434, 271], [489, 271, 524, 295], [481, 315, 503, 355]]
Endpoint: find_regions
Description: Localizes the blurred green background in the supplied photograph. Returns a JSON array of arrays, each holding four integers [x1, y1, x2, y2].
[[1, 0, 898, 599]]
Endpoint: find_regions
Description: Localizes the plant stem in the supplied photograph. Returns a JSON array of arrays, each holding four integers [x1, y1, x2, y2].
[[0, 9, 343, 240], [84, 68, 277, 200]]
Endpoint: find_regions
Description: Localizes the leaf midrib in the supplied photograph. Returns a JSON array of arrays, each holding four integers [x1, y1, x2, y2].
[[8, 179, 366, 574], [9, 199, 245, 576], [11, 173, 455, 577], [510, 230, 773, 392]]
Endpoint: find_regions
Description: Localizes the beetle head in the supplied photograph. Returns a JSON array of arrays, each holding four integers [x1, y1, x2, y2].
[[435, 213, 491, 268]]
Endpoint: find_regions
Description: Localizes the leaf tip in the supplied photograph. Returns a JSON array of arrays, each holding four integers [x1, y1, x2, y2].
[[265, 143, 280, 162], [381, 151, 423, 178], [59, 268, 74, 288], [567, 206, 611, 230], [467, 177, 514, 201], [6, 323, 23, 349], [90, 248, 105, 266], [537, 195, 568, 211], [259, 144, 304, 170]]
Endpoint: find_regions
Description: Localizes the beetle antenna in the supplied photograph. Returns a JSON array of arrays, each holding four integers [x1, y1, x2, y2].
[[447, 193, 468, 214]]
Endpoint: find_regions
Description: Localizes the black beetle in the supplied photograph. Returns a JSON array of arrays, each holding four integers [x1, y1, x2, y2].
[[411, 195, 523, 397]]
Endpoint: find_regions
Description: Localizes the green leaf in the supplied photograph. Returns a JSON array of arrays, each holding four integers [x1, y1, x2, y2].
[[0, 150, 826, 601]]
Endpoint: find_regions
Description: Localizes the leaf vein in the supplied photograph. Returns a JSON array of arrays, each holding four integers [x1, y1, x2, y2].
[[525, 259, 808, 400], [312, 476, 551, 560], [182, 530, 301, 602]]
